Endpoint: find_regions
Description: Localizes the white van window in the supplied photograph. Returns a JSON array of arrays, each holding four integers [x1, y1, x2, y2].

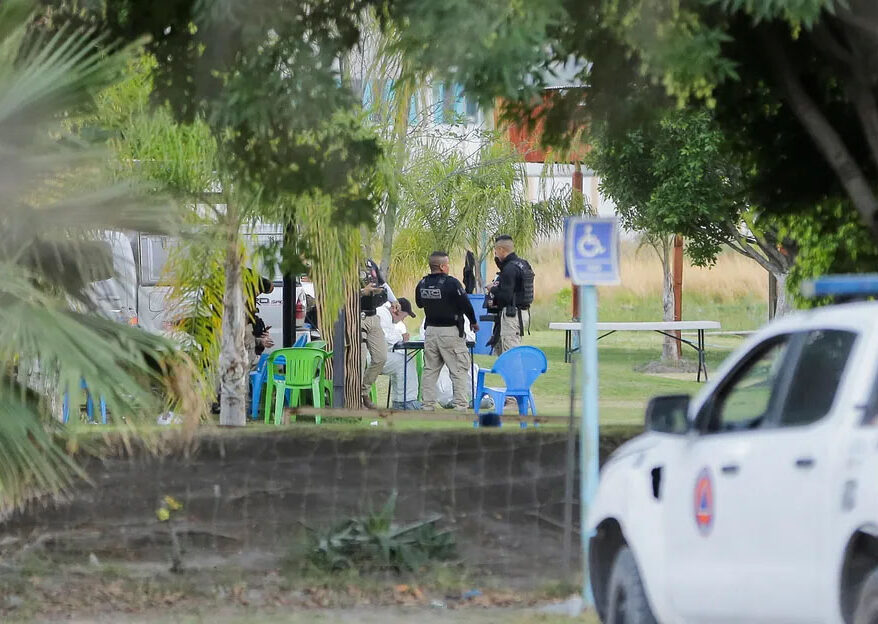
[[139, 235, 173, 286]]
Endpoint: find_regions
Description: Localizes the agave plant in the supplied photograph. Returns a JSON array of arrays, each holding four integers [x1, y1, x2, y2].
[[306, 493, 456, 574], [0, 0, 188, 511]]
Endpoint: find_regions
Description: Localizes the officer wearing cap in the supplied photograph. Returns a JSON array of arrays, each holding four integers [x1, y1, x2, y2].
[[360, 278, 391, 409], [416, 251, 479, 411]]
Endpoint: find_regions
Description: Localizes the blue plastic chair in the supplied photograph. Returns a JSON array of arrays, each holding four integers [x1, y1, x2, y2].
[[474, 346, 547, 417], [63, 379, 107, 424], [249, 353, 271, 420], [249, 335, 308, 419]]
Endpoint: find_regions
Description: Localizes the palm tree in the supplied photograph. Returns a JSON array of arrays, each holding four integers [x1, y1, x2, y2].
[[391, 137, 573, 289], [0, 1, 187, 510]]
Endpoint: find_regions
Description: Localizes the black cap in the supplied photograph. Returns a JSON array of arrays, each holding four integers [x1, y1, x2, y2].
[[397, 297, 416, 318]]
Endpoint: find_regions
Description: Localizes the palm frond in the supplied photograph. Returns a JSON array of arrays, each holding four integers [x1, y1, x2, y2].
[[0, 3, 193, 509], [0, 393, 83, 515], [394, 136, 574, 273]]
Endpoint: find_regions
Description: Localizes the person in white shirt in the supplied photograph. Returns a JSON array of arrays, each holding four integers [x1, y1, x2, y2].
[[376, 298, 420, 409]]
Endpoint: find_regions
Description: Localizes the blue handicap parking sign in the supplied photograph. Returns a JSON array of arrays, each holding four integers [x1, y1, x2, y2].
[[565, 217, 620, 285]]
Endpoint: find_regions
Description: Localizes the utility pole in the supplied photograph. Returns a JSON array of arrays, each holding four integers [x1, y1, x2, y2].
[[282, 220, 296, 348], [571, 162, 584, 320]]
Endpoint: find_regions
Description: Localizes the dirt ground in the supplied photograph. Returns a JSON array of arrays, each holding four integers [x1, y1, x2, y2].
[[60, 606, 599, 624], [0, 560, 596, 624]]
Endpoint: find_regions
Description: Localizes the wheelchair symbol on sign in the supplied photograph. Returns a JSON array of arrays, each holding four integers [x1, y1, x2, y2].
[[577, 225, 606, 258]]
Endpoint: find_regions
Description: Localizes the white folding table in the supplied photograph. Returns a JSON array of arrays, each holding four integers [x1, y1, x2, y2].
[[548, 321, 721, 381]]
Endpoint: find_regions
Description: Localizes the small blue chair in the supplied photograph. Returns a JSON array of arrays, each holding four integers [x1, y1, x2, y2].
[[250, 353, 271, 420], [249, 335, 307, 419], [63, 379, 107, 424], [474, 346, 547, 418]]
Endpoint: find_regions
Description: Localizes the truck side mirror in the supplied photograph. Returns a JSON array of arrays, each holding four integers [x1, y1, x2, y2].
[[645, 394, 691, 434]]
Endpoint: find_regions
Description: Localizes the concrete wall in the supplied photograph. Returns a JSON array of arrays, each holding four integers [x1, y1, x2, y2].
[[1, 430, 608, 581]]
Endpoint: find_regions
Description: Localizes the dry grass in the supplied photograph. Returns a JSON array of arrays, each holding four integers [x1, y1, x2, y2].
[[388, 239, 767, 312], [529, 240, 768, 303]]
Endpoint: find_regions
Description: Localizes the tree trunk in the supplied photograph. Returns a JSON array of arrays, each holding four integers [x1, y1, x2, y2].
[[311, 254, 337, 391], [572, 161, 584, 215], [219, 231, 247, 426], [20, 357, 62, 421], [772, 270, 792, 317], [763, 32, 878, 236], [344, 283, 362, 408], [769, 272, 778, 321], [660, 238, 678, 363]]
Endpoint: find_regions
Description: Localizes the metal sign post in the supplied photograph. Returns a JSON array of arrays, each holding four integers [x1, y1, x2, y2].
[[564, 217, 620, 606]]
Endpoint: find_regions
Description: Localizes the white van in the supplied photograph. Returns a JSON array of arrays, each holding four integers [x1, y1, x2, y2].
[[91, 227, 313, 347], [84, 231, 138, 325]]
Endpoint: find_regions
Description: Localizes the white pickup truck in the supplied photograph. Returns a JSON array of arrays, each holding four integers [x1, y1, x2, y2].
[[587, 299, 878, 624]]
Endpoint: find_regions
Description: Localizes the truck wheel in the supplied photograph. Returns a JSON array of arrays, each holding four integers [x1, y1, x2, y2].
[[854, 568, 878, 624], [605, 547, 657, 624]]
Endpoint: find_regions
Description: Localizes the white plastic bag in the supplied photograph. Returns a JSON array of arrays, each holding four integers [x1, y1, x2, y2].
[[436, 363, 492, 409]]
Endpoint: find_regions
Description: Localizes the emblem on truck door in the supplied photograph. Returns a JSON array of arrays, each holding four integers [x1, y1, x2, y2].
[[694, 468, 714, 535]]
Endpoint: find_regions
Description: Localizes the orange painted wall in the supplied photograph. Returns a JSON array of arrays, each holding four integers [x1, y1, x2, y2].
[[496, 91, 587, 164]]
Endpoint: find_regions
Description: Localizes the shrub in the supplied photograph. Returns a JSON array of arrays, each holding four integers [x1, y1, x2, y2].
[[306, 493, 456, 573]]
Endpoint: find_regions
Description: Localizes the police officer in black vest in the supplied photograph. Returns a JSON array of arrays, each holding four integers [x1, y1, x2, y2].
[[488, 235, 534, 354], [416, 251, 479, 411]]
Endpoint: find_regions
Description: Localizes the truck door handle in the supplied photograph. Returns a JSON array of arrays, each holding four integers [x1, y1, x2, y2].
[[795, 457, 815, 469], [720, 464, 739, 475]]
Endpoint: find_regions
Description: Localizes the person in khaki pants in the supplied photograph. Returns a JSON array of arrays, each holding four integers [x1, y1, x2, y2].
[[488, 235, 533, 354], [415, 252, 479, 411], [360, 283, 388, 408]]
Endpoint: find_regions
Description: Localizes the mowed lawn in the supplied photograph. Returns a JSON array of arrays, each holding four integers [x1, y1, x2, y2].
[[342, 328, 752, 430], [258, 292, 764, 431], [67, 295, 765, 433], [494, 329, 743, 425]]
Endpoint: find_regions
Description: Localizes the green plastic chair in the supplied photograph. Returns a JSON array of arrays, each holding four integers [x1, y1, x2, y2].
[[303, 341, 333, 409], [264, 347, 326, 424]]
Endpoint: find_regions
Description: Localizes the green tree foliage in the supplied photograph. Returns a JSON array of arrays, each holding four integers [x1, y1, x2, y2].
[[37, 0, 396, 419], [780, 204, 878, 308], [589, 108, 792, 269], [383, 0, 568, 110], [0, 0, 192, 508], [590, 106, 804, 313], [83, 56, 230, 394], [38, 0, 382, 237], [387, 0, 878, 249], [590, 109, 734, 267]]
